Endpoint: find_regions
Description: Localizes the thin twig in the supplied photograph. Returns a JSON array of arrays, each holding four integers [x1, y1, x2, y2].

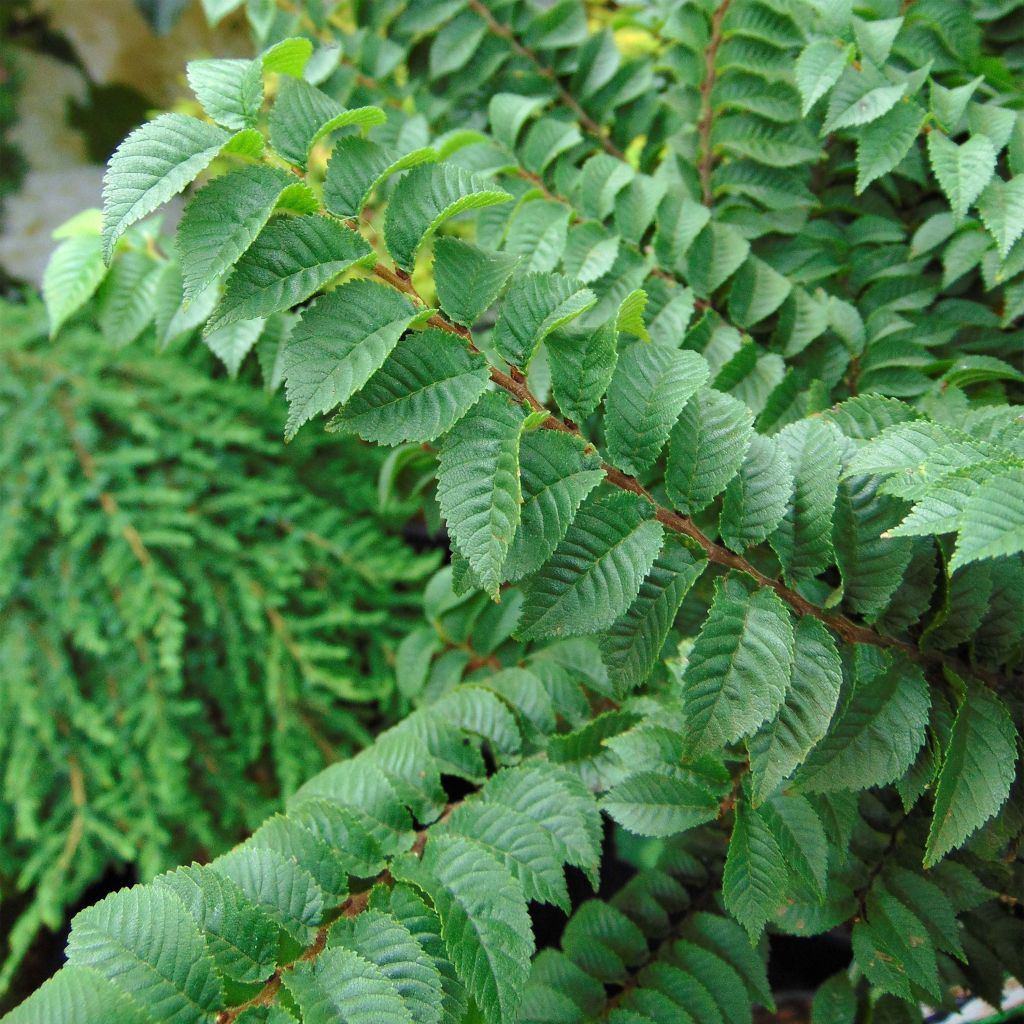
[[697, 0, 733, 206]]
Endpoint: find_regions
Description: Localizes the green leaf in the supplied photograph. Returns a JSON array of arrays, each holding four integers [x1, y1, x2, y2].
[[561, 901, 647, 984], [96, 250, 161, 346], [492, 272, 597, 368], [810, 973, 856, 1024], [796, 659, 930, 793], [927, 131, 997, 221], [177, 165, 317, 301], [503, 431, 605, 583], [769, 419, 842, 583], [213, 846, 325, 944], [855, 101, 925, 194], [747, 617, 842, 806], [794, 39, 850, 115], [429, 10, 486, 79], [283, 946, 413, 1024], [679, 911, 775, 1010], [444, 802, 569, 910], [601, 771, 720, 838], [719, 434, 793, 554], [605, 344, 708, 476], [481, 763, 602, 888], [66, 885, 224, 1023], [722, 799, 786, 941], [599, 535, 707, 697], [547, 322, 619, 424], [563, 222, 621, 285], [1, 966, 153, 1024], [186, 57, 262, 129], [208, 215, 373, 334], [269, 77, 385, 168], [384, 164, 512, 272], [516, 490, 663, 640], [153, 865, 278, 984], [102, 113, 233, 260], [43, 235, 106, 337], [823, 71, 905, 133], [853, 16, 902, 64], [393, 835, 534, 1024], [281, 280, 420, 439], [728, 256, 792, 329], [924, 679, 1017, 866], [854, 890, 940, 1001], [666, 388, 754, 515], [324, 138, 437, 220], [763, 794, 829, 901], [949, 466, 1024, 570], [977, 174, 1024, 258], [433, 238, 519, 327], [328, 328, 490, 445], [685, 222, 750, 297], [329, 909, 444, 1024], [681, 582, 795, 758], [371, 885, 469, 1024]]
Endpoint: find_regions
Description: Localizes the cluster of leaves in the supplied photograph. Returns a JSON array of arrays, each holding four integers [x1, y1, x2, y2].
[[0, 292, 437, 1000], [11, 0, 1024, 1021]]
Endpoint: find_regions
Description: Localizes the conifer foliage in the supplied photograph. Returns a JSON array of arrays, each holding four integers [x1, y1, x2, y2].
[[12, 0, 1024, 1021]]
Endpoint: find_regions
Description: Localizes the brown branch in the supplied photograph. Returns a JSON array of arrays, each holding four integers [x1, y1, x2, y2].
[[697, 0, 733, 206], [215, 803, 457, 1023], [466, 0, 626, 161], [361, 255, 1011, 689]]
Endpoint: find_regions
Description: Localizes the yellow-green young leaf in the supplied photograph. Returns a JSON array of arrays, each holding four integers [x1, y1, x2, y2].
[[492, 272, 597, 368], [324, 138, 437, 219], [769, 418, 842, 583], [924, 680, 1017, 866], [383, 164, 512, 272], [436, 392, 525, 597], [547, 322, 619, 424], [681, 583, 795, 758], [666, 387, 754, 515], [719, 434, 793, 554], [599, 535, 707, 698], [795, 659, 930, 793], [516, 490, 663, 640], [281, 280, 421, 440], [186, 57, 262, 129], [433, 238, 520, 327], [42, 235, 106, 338], [722, 799, 786, 941], [66, 885, 224, 1022], [392, 835, 534, 1024], [177, 165, 317, 301], [261, 36, 313, 77], [977, 175, 1024, 258], [101, 113, 234, 260], [328, 328, 490, 446], [283, 946, 414, 1024], [747, 617, 842, 806], [605, 344, 709, 477], [503, 431, 605, 583], [208, 216, 373, 334], [794, 39, 850, 115], [927, 131, 998, 221], [1, 966, 153, 1024], [950, 465, 1024, 570]]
